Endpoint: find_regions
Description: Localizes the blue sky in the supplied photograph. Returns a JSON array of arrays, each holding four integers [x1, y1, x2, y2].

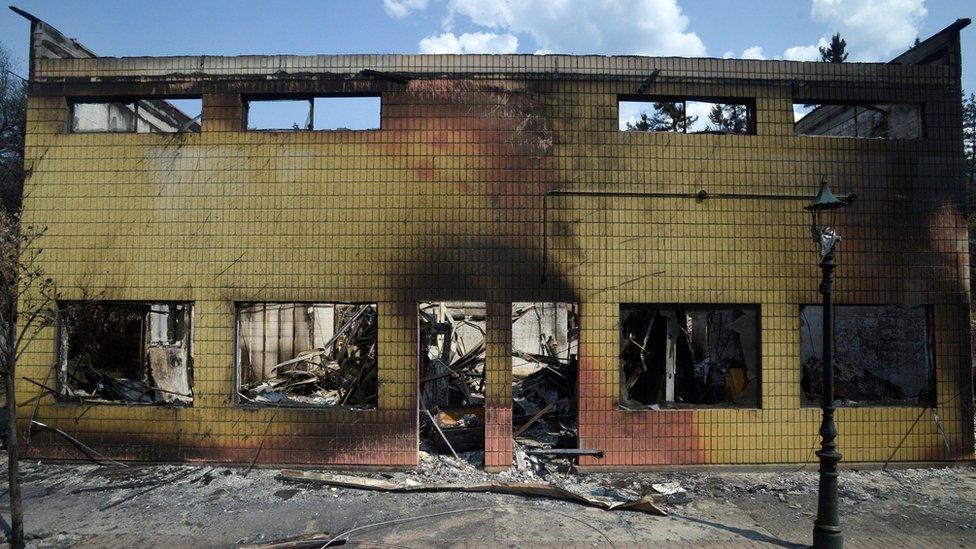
[[0, 1, 972, 101]]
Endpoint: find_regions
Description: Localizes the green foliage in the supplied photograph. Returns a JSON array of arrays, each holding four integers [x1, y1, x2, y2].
[[707, 103, 749, 134], [820, 33, 848, 63], [626, 102, 698, 133]]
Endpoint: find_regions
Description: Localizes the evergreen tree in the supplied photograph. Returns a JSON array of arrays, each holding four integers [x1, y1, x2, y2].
[[707, 103, 749, 133], [626, 102, 698, 133], [819, 33, 848, 63], [625, 111, 652, 131]]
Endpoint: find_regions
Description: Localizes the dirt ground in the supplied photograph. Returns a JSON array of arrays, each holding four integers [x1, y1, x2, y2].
[[0, 456, 974, 548]]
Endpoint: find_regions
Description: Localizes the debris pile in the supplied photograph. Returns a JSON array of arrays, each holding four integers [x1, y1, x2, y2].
[[279, 468, 667, 517], [511, 303, 580, 464], [419, 302, 486, 454], [238, 304, 378, 408], [620, 306, 758, 409], [56, 302, 193, 405]]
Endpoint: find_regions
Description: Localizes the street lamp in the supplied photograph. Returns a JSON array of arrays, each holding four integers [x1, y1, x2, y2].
[[805, 176, 855, 549]]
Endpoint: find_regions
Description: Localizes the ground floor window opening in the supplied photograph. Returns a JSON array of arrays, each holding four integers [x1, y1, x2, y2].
[[418, 302, 487, 459], [620, 304, 760, 409]]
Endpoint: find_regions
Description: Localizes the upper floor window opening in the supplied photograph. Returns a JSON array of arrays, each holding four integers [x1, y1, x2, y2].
[[70, 98, 202, 133], [245, 95, 381, 131], [793, 101, 923, 139], [619, 96, 755, 135]]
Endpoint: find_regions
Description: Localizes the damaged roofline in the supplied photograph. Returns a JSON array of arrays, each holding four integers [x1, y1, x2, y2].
[[9, 5, 971, 88]]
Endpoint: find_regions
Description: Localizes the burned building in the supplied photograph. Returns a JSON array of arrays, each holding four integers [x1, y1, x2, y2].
[[12, 8, 974, 469]]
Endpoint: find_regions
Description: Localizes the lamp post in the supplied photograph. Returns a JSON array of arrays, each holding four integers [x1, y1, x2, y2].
[[805, 176, 855, 549]]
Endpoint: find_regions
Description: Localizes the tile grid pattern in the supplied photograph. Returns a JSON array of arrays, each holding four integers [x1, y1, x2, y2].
[[16, 53, 973, 467]]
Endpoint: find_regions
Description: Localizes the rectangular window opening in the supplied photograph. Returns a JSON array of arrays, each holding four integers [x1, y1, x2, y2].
[[70, 98, 202, 133], [419, 302, 486, 455], [619, 98, 754, 134], [246, 96, 381, 131], [314, 96, 381, 130], [800, 305, 935, 407], [512, 303, 579, 451], [620, 305, 760, 410], [246, 99, 312, 131], [793, 102, 922, 138], [56, 301, 193, 406], [236, 302, 378, 409]]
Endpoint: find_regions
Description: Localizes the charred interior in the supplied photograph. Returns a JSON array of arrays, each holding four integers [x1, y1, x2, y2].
[[620, 305, 760, 409], [236, 302, 378, 408], [800, 305, 935, 407], [419, 302, 487, 455], [56, 301, 193, 405], [512, 303, 580, 462]]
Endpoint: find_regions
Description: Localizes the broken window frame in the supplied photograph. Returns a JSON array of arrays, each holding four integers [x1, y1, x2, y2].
[[799, 304, 936, 408], [233, 301, 380, 410], [53, 300, 194, 407], [68, 96, 203, 134], [618, 94, 757, 135], [792, 100, 924, 139], [619, 303, 762, 411], [243, 94, 383, 132]]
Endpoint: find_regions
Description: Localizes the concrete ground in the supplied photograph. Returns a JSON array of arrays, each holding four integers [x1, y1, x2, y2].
[[0, 459, 974, 548]]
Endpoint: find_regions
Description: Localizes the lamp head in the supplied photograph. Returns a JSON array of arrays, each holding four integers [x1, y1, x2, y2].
[[805, 176, 855, 212]]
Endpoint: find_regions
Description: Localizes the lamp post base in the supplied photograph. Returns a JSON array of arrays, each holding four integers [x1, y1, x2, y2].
[[813, 524, 844, 548]]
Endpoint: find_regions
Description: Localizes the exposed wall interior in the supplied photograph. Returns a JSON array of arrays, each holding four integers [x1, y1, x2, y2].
[[236, 302, 378, 408], [794, 102, 922, 138], [419, 302, 487, 455], [512, 302, 579, 453], [620, 305, 760, 409], [56, 301, 193, 405], [70, 98, 201, 133], [800, 305, 935, 407]]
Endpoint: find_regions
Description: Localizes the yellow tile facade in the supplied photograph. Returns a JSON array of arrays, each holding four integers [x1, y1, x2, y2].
[[14, 22, 974, 468]]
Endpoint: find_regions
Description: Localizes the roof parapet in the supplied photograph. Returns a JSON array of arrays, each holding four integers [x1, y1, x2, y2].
[[888, 18, 970, 66], [9, 5, 97, 81]]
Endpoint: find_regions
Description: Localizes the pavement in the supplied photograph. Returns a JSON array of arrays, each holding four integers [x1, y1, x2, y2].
[[0, 457, 974, 548]]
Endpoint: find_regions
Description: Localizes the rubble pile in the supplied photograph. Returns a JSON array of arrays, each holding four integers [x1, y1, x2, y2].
[[62, 364, 165, 404], [239, 304, 378, 407], [511, 303, 580, 464], [419, 302, 487, 454], [56, 302, 193, 405]]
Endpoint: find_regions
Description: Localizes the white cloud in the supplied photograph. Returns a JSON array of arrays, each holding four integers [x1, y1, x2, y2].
[[383, 0, 429, 19], [741, 46, 766, 60], [784, 40, 827, 61], [418, 31, 519, 54], [722, 50, 735, 59], [685, 100, 715, 132], [445, 0, 707, 56], [785, 0, 927, 62]]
